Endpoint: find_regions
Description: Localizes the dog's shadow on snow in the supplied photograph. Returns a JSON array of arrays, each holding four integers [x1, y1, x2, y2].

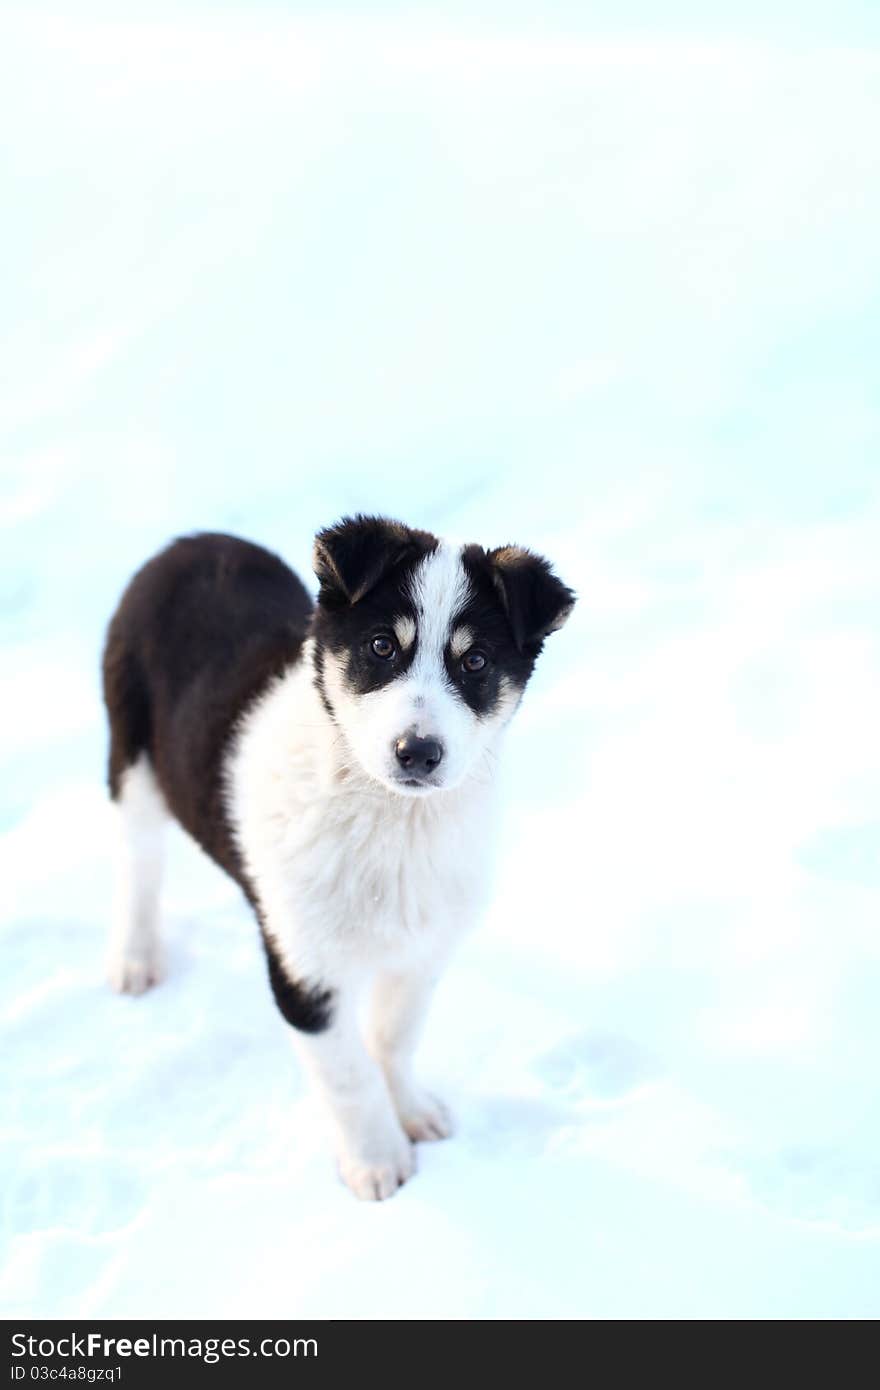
[[464, 1030, 662, 1158], [533, 1030, 660, 1100]]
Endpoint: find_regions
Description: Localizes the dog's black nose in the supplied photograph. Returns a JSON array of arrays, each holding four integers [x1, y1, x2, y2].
[[395, 734, 444, 776]]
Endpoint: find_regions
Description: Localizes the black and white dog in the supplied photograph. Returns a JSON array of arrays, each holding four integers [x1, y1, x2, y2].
[[103, 516, 574, 1199]]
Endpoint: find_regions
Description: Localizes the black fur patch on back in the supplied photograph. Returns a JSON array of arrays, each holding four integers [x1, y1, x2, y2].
[[102, 531, 334, 1033], [102, 533, 311, 858]]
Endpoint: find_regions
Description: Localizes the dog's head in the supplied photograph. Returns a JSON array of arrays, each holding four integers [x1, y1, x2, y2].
[[311, 515, 575, 796]]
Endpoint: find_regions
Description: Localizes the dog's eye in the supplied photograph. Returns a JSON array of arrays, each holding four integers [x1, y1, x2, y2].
[[461, 650, 487, 674], [370, 635, 396, 660]]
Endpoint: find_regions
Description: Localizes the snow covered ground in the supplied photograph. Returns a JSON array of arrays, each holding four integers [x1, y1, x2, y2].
[[2, 5, 880, 1318]]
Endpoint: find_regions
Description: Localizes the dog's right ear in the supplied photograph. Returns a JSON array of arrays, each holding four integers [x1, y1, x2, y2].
[[313, 515, 436, 606]]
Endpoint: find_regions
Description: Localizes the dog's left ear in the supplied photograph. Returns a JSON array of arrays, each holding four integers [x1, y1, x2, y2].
[[487, 546, 575, 651], [313, 515, 435, 606]]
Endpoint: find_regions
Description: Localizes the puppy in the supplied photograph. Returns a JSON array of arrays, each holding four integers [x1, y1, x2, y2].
[[102, 516, 574, 1199]]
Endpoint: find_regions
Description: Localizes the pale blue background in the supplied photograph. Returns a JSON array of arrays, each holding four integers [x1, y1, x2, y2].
[[1, 3, 879, 1318]]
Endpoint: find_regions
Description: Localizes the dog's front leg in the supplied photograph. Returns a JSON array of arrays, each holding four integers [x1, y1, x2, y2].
[[367, 968, 455, 1143], [291, 992, 415, 1201]]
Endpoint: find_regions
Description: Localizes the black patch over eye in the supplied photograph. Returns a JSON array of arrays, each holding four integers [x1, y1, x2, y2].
[[370, 634, 397, 660], [461, 650, 488, 674]]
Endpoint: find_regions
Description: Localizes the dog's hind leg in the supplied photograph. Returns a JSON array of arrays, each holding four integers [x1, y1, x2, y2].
[[107, 754, 168, 995]]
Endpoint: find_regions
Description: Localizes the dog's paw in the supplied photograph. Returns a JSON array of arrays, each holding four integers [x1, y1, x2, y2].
[[108, 948, 164, 996], [396, 1089, 455, 1144], [337, 1133, 416, 1201]]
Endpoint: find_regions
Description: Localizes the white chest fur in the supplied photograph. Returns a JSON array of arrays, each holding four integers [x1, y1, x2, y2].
[[224, 647, 498, 988]]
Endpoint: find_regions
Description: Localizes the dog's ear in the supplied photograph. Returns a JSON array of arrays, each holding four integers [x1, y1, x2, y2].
[[486, 545, 575, 651], [313, 515, 435, 606]]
